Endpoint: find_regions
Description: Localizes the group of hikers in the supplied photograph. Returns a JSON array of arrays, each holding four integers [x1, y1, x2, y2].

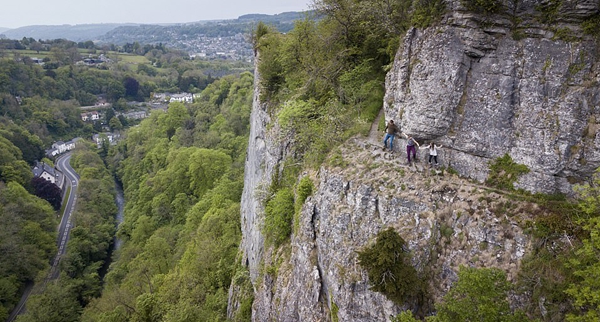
[[383, 119, 443, 165]]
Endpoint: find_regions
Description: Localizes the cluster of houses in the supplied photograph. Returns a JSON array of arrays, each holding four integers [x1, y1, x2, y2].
[[77, 54, 111, 67], [33, 90, 193, 187], [80, 111, 100, 121], [34, 139, 83, 190], [152, 92, 197, 104], [45, 139, 80, 158], [118, 110, 147, 120], [34, 132, 123, 189], [92, 132, 121, 148]]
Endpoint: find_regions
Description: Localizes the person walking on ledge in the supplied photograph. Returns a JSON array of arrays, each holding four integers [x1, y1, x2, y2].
[[383, 120, 400, 152], [403, 133, 420, 163], [421, 142, 443, 166]]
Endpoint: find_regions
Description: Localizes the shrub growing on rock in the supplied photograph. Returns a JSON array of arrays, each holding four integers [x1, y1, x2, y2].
[[357, 227, 421, 306], [264, 188, 295, 247]]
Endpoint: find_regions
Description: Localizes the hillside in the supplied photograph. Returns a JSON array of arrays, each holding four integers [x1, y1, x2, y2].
[[228, 0, 600, 321], [0, 23, 134, 42], [3, 0, 599, 321], [0, 11, 309, 60]]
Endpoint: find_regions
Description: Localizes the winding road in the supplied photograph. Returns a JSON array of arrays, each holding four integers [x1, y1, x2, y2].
[[5, 153, 79, 322], [51, 153, 80, 279]]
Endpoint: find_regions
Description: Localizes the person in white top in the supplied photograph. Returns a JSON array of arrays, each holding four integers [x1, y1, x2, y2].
[[420, 142, 443, 165]]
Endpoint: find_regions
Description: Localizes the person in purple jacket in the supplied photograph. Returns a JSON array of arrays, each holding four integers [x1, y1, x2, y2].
[[403, 133, 420, 163]]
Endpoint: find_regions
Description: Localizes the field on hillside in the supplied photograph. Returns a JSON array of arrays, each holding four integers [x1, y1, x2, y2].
[[0, 49, 150, 64]]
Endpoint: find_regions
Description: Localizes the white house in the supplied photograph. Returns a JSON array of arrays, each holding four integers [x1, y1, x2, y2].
[[32, 161, 59, 184], [119, 111, 147, 120], [81, 111, 100, 121], [169, 93, 194, 104], [93, 132, 121, 148], [51, 138, 80, 154]]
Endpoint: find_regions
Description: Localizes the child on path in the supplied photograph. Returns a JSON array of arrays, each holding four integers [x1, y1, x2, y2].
[[420, 142, 443, 165], [402, 133, 419, 163], [383, 120, 400, 152]]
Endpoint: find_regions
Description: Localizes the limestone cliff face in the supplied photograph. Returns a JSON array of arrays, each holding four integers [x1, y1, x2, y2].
[[384, 0, 600, 194], [245, 138, 533, 321], [230, 1, 599, 320], [238, 63, 285, 283]]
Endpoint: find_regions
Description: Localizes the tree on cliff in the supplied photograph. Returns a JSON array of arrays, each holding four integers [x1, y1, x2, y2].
[[431, 266, 528, 322], [566, 170, 600, 321], [358, 228, 423, 307]]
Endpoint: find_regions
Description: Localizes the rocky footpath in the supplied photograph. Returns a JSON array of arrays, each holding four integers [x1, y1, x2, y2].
[[229, 1, 600, 320], [384, 0, 600, 194], [248, 136, 534, 321]]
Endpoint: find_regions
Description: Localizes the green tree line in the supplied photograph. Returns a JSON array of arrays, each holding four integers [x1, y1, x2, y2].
[[0, 33, 253, 321], [16, 144, 117, 322], [80, 72, 253, 321]]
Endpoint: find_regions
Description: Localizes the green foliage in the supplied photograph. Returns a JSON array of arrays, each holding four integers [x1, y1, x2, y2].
[[553, 27, 578, 42], [294, 176, 314, 233], [393, 310, 420, 322], [295, 176, 314, 214], [564, 171, 600, 320], [517, 247, 574, 320], [252, 21, 273, 52], [461, 0, 502, 14], [331, 297, 339, 322], [0, 136, 33, 187], [412, 0, 447, 28], [582, 13, 600, 39], [257, 32, 285, 100], [0, 124, 44, 165], [230, 263, 254, 322], [256, 0, 450, 171], [357, 227, 421, 306], [575, 169, 600, 218], [536, 0, 562, 24], [485, 154, 529, 191], [0, 181, 56, 319], [446, 166, 458, 176], [565, 216, 600, 321], [264, 188, 295, 247], [433, 266, 528, 322], [82, 71, 250, 321], [19, 146, 117, 321], [16, 281, 81, 322]]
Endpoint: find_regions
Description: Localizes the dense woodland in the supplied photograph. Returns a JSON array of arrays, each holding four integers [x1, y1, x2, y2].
[[0, 32, 252, 321], [1, 0, 600, 321]]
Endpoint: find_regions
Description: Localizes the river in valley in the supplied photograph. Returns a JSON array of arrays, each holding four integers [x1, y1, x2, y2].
[[114, 181, 125, 250]]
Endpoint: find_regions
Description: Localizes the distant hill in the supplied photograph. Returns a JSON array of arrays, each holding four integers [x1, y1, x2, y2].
[[236, 11, 311, 23], [0, 12, 312, 44], [1, 23, 138, 42], [97, 11, 311, 45]]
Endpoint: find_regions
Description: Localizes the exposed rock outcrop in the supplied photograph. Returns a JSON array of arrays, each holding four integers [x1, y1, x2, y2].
[[384, 0, 600, 194], [249, 139, 532, 321], [237, 65, 285, 283], [230, 1, 600, 320]]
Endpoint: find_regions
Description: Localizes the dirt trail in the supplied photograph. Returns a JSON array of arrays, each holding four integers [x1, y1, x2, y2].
[[368, 107, 385, 143]]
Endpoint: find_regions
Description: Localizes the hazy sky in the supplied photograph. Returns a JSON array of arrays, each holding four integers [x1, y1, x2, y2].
[[0, 0, 313, 29]]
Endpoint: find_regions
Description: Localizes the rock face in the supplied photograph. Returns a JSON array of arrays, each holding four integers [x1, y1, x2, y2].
[[237, 63, 285, 283], [384, 0, 600, 194], [230, 1, 600, 321], [247, 139, 533, 321]]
